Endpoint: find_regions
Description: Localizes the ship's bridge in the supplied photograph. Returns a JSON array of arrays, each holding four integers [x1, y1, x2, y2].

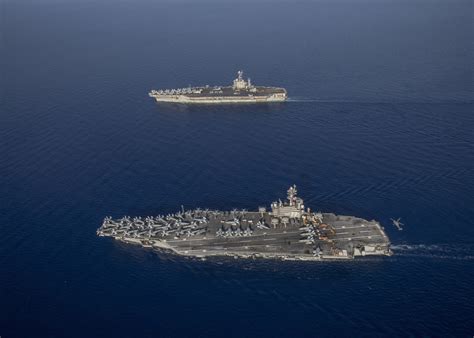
[[232, 70, 252, 90], [270, 185, 305, 218]]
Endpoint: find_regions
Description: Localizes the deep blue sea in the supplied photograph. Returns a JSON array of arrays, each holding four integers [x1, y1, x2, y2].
[[1, 0, 473, 337]]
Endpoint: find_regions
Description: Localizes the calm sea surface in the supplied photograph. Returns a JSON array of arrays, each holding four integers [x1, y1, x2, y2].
[[1, 0, 473, 337]]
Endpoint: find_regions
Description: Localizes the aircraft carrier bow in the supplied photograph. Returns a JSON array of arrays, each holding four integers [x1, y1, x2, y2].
[[97, 186, 392, 260], [148, 71, 287, 104]]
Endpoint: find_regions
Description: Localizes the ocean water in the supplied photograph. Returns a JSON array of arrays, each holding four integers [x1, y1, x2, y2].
[[1, 0, 473, 337]]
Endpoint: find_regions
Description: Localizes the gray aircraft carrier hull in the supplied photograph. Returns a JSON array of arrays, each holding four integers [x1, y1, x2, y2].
[[148, 71, 287, 104], [97, 187, 391, 261]]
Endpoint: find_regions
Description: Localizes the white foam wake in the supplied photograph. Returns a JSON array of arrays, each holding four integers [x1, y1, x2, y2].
[[391, 244, 474, 261]]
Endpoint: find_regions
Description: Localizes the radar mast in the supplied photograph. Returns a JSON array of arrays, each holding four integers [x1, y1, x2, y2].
[[287, 185, 297, 206]]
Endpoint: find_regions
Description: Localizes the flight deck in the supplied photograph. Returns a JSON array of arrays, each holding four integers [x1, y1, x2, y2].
[[97, 186, 391, 260]]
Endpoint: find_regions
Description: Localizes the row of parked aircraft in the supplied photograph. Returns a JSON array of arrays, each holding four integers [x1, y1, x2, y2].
[[216, 228, 254, 238], [150, 88, 202, 95]]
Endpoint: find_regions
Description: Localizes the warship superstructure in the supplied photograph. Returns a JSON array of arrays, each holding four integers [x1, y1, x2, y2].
[[97, 186, 392, 260], [148, 71, 287, 104]]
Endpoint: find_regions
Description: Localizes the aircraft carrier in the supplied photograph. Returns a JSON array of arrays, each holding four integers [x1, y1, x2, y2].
[[97, 186, 392, 260], [148, 71, 287, 104]]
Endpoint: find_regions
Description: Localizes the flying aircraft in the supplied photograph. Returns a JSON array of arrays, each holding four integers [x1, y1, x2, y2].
[[390, 218, 404, 231]]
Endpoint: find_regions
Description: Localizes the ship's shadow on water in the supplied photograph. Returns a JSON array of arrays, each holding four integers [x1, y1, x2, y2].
[[152, 102, 288, 114]]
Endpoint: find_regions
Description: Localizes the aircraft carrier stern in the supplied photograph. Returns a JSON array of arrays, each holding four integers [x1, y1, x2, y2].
[[97, 186, 392, 261], [148, 71, 287, 104]]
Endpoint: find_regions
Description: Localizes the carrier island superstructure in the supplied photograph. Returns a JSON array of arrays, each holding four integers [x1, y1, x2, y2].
[[97, 186, 392, 260], [148, 71, 287, 104]]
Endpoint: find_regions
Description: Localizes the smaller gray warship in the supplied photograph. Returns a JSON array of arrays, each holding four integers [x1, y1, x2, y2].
[[97, 186, 391, 260], [148, 71, 287, 104]]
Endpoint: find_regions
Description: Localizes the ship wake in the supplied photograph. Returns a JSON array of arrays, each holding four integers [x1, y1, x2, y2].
[[391, 244, 474, 261]]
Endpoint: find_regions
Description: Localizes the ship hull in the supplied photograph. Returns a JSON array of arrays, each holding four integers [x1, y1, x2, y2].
[[98, 210, 391, 261], [98, 186, 391, 261], [151, 95, 287, 104], [149, 82, 288, 105]]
